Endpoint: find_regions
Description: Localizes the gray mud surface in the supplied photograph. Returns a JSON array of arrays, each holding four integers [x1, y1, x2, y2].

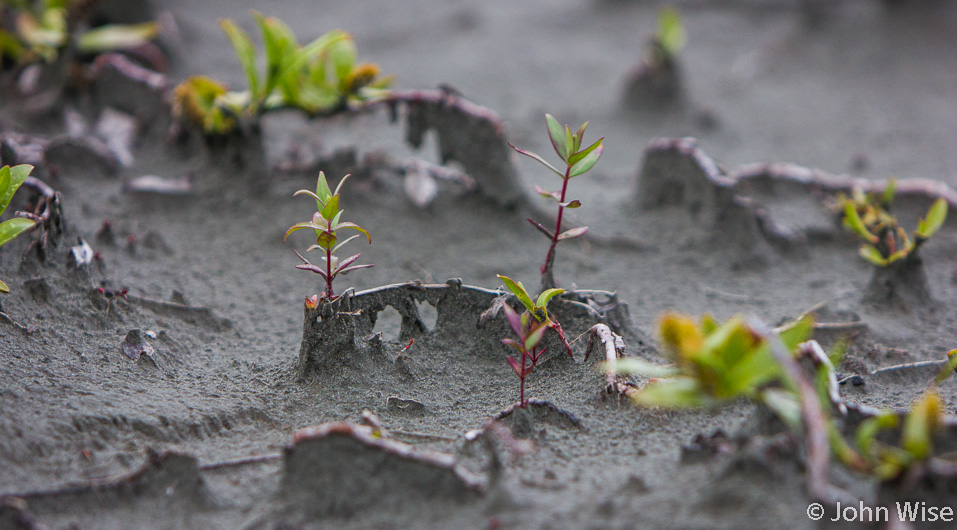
[[3, 1, 957, 529]]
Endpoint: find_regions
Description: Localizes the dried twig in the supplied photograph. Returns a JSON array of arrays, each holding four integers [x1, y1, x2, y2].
[[584, 324, 637, 398], [869, 360, 948, 378]]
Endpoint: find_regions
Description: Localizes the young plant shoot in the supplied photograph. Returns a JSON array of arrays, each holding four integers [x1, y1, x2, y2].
[[0, 164, 38, 293], [284, 172, 371, 302], [173, 12, 392, 135], [498, 274, 570, 407], [510, 114, 603, 289], [840, 181, 948, 267]]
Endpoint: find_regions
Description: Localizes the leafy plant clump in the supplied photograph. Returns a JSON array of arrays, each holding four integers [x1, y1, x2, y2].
[[840, 181, 948, 267], [497, 275, 572, 408], [0, 0, 159, 65], [284, 171, 372, 302], [0, 164, 37, 293], [509, 114, 603, 289], [172, 12, 392, 135], [614, 312, 811, 413]]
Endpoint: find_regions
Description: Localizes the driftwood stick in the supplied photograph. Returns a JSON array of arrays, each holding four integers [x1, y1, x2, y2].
[[584, 324, 637, 398]]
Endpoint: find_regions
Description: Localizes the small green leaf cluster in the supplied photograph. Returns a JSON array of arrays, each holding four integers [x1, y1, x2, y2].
[[831, 352, 957, 482], [0, 0, 158, 64], [172, 12, 392, 135], [497, 275, 565, 407], [841, 181, 948, 266], [652, 6, 686, 66], [510, 114, 603, 282], [0, 164, 37, 293], [613, 313, 811, 410], [284, 172, 372, 301]]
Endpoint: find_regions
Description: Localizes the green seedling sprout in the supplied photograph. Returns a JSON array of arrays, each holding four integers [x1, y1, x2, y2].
[[173, 12, 392, 135], [651, 6, 686, 69], [611, 313, 812, 412], [284, 172, 372, 301], [497, 274, 567, 407], [0, 164, 38, 293], [509, 114, 603, 288], [0, 0, 159, 64], [840, 180, 948, 266]]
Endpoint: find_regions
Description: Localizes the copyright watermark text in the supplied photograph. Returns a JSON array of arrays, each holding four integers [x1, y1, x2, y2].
[[807, 501, 954, 523]]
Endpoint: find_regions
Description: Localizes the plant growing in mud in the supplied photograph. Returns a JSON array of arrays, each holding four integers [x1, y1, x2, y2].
[[648, 6, 686, 74], [509, 114, 603, 289], [497, 274, 573, 407], [284, 171, 372, 302], [172, 12, 392, 135], [0, 0, 159, 65], [0, 164, 37, 293], [612, 313, 812, 415], [840, 181, 948, 267]]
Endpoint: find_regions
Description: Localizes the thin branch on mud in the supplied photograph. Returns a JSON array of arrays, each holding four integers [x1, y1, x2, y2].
[[869, 360, 948, 378], [798, 340, 847, 416], [0, 311, 31, 334], [16, 176, 64, 257], [198, 453, 281, 471]]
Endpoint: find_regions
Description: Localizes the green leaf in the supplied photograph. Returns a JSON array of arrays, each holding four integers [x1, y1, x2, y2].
[[561, 200, 582, 208], [253, 12, 297, 101], [916, 198, 947, 240], [557, 226, 588, 240], [333, 173, 353, 197], [331, 233, 361, 255], [843, 202, 878, 243], [567, 137, 604, 167], [657, 6, 686, 58], [77, 22, 159, 53], [510, 144, 565, 178], [0, 217, 36, 248], [220, 19, 260, 102], [859, 245, 887, 266], [545, 114, 566, 162], [568, 141, 603, 177], [881, 178, 897, 208], [778, 315, 813, 352], [497, 275, 535, 313], [534, 185, 561, 202], [564, 126, 574, 164], [524, 320, 548, 351], [901, 391, 941, 460], [320, 194, 339, 221], [574, 121, 588, 152], [283, 221, 326, 242], [332, 222, 372, 243], [936, 350, 957, 385], [633, 377, 705, 408], [608, 358, 679, 378], [535, 288, 564, 310], [327, 34, 357, 86], [0, 164, 32, 216], [855, 412, 897, 458], [0, 278, 8, 293], [761, 388, 802, 433], [314, 171, 333, 204]]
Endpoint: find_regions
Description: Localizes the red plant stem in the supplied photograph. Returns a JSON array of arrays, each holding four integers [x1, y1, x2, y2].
[[325, 246, 335, 300], [519, 348, 528, 407], [542, 169, 571, 275]]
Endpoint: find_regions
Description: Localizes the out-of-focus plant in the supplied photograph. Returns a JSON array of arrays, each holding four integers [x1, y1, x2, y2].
[[497, 274, 565, 407], [649, 6, 686, 71], [283, 171, 372, 302], [612, 313, 812, 414], [840, 180, 948, 267], [509, 114, 603, 288], [0, 164, 37, 293], [0, 0, 159, 64], [172, 12, 392, 135]]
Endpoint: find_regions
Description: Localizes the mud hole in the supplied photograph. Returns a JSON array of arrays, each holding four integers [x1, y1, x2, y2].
[[3, 1, 957, 529]]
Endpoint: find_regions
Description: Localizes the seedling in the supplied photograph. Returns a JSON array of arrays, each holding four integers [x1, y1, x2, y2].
[[613, 313, 812, 412], [0, 0, 159, 64], [840, 181, 948, 267], [284, 172, 372, 301], [172, 12, 392, 135], [497, 274, 571, 407], [649, 6, 686, 72], [509, 114, 603, 288], [0, 164, 38, 293]]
